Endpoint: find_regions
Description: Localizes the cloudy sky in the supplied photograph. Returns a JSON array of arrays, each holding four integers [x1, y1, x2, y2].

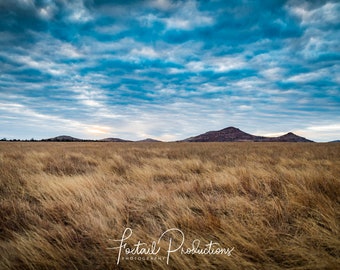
[[0, 0, 339, 141]]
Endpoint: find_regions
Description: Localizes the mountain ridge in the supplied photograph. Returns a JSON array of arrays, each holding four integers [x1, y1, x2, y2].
[[43, 135, 83, 142], [183, 127, 313, 142], [137, 138, 163, 142], [99, 138, 132, 142], [30, 127, 314, 142]]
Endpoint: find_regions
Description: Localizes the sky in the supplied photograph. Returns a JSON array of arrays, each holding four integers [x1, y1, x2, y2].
[[0, 0, 339, 142]]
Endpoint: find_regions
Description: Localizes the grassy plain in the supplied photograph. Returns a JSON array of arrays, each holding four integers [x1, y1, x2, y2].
[[0, 142, 339, 270]]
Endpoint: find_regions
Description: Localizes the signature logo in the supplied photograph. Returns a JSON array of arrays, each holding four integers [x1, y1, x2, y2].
[[108, 228, 234, 265]]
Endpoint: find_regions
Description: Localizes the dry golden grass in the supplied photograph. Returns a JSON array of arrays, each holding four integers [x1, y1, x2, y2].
[[0, 142, 339, 270]]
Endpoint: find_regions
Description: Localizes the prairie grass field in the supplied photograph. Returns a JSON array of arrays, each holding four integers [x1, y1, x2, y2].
[[0, 142, 339, 270]]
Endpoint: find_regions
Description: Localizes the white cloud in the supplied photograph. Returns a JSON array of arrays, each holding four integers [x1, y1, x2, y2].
[[186, 61, 205, 72], [238, 105, 252, 111], [0, 101, 113, 139], [185, 55, 246, 73], [296, 124, 340, 142], [198, 83, 226, 94], [148, 0, 214, 30], [130, 46, 159, 60], [210, 56, 246, 73], [288, 2, 340, 26], [307, 124, 340, 132], [286, 69, 328, 83], [286, 1, 340, 61], [66, 0, 93, 23], [0, 32, 85, 77], [167, 67, 185, 74], [260, 67, 286, 81], [232, 77, 267, 91], [7, 54, 67, 76], [261, 132, 286, 137], [59, 44, 83, 58], [68, 83, 107, 109], [149, 0, 174, 11]]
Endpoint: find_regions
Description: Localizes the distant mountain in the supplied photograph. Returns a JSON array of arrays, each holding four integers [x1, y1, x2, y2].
[[329, 140, 340, 143], [184, 127, 256, 142], [183, 127, 313, 142], [43, 136, 131, 142], [38, 128, 313, 143], [261, 132, 313, 142], [44, 135, 83, 142], [137, 138, 163, 142], [99, 138, 132, 142]]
